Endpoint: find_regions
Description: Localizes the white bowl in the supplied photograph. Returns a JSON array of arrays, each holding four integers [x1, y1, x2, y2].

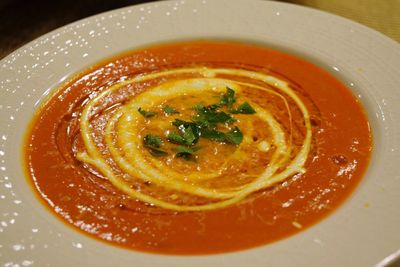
[[1, 0, 399, 266]]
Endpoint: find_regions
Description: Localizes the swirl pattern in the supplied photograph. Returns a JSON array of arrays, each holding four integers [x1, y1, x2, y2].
[[76, 67, 312, 211]]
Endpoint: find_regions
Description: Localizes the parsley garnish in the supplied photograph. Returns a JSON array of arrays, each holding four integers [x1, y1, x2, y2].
[[219, 87, 236, 110], [176, 146, 196, 160], [142, 87, 255, 159], [163, 105, 179, 115], [230, 102, 256, 114], [199, 127, 242, 144], [143, 134, 167, 156], [167, 132, 187, 145], [219, 87, 256, 114], [166, 99, 244, 148], [193, 104, 236, 127], [169, 119, 200, 146], [138, 107, 157, 118], [225, 127, 243, 145], [181, 126, 197, 145], [144, 134, 162, 147], [199, 128, 227, 142]]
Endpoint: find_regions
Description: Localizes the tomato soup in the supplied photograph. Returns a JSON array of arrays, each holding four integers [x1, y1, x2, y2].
[[24, 41, 372, 255]]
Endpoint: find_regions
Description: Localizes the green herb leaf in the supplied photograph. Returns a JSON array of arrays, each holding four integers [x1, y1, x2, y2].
[[225, 127, 243, 145], [219, 87, 236, 109], [206, 104, 220, 111], [148, 148, 168, 157], [231, 102, 256, 114], [169, 119, 200, 146], [193, 104, 235, 127], [163, 105, 179, 115], [182, 125, 197, 145], [138, 107, 157, 118], [199, 128, 227, 142], [164, 87, 247, 153], [143, 135, 162, 148], [200, 127, 243, 145], [176, 146, 194, 154], [176, 146, 196, 160], [167, 132, 187, 145], [143, 134, 167, 156], [172, 119, 196, 129]]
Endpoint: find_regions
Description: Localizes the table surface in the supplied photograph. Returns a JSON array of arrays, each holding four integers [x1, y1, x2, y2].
[[0, 0, 399, 60]]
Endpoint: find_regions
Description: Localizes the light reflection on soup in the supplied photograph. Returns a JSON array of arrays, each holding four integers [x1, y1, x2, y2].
[[24, 41, 372, 255]]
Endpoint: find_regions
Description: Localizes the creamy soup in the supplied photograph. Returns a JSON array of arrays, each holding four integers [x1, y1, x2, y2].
[[24, 41, 372, 254]]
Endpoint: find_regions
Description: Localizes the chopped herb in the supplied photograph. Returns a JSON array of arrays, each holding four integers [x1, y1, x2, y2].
[[143, 135, 162, 148], [169, 119, 200, 146], [219, 87, 256, 115], [138, 107, 157, 118], [163, 105, 179, 115], [219, 87, 236, 109], [176, 146, 195, 159], [172, 119, 196, 129], [199, 128, 227, 142], [231, 102, 256, 114], [225, 127, 243, 145], [148, 148, 168, 157], [167, 132, 187, 145], [206, 104, 220, 111], [193, 104, 235, 127], [182, 125, 197, 145], [199, 127, 243, 145], [143, 134, 167, 156], [159, 87, 252, 155]]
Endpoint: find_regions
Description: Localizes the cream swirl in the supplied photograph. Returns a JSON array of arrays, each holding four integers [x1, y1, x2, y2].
[[76, 67, 312, 211]]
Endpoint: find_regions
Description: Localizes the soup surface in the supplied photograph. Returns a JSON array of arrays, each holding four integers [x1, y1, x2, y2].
[[25, 41, 372, 254]]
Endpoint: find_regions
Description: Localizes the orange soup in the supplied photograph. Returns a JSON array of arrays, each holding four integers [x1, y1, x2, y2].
[[24, 41, 372, 254]]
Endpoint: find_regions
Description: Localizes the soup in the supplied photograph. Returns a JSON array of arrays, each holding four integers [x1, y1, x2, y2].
[[24, 41, 372, 254]]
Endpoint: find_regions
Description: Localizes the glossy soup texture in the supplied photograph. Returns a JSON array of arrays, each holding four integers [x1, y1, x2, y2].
[[25, 41, 372, 255]]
